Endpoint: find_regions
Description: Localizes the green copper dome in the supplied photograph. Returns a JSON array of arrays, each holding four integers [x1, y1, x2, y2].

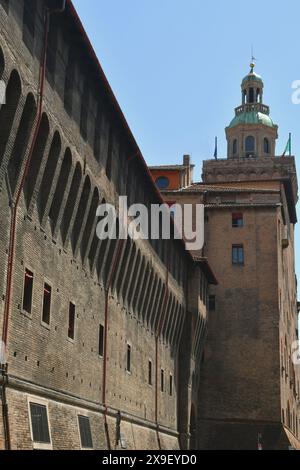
[[229, 111, 276, 129], [242, 71, 263, 85]]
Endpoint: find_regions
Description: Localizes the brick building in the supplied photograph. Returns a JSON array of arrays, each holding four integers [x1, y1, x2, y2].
[[152, 63, 300, 449], [0, 0, 217, 450]]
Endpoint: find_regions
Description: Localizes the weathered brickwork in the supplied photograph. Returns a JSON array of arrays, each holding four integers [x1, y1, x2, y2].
[[157, 66, 299, 448], [0, 0, 214, 450]]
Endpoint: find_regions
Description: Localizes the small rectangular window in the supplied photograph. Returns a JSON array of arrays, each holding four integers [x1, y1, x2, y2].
[[68, 302, 75, 340], [232, 213, 244, 228], [78, 415, 93, 449], [99, 324, 104, 357], [148, 360, 152, 385], [161, 369, 164, 392], [29, 403, 51, 444], [42, 283, 51, 325], [23, 269, 34, 314], [126, 344, 131, 372], [232, 244, 244, 265], [209, 295, 216, 311], [169, 374, 173, 396]]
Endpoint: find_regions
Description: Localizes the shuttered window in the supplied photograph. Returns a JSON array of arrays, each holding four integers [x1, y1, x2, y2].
[[30, 403, 51, 444], [78, 415, 93, 449]]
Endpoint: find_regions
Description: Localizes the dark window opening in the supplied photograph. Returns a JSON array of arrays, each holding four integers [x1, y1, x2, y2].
[[161, 369, 164, 392], [209, 295, 216, 311], [233, 139, 237, 155], [78, 415, 93, 449], [30, 403, 51, 444], [68, 302, 75, 340], [42, 283, 51, 325], [245, 135, 255, 156], [23, 0, 37, 52], [249, 87, 254, 103], [23, 269, 34, 314], [232, 212, 244, 228], [148, 361, 152, 385], [232, 244, 244, 265], [169, 374, 173, 396], [99, 324, 104, 357], [155, 176, 170, 190], [126, 344, 131, 372], [264, 137, 270, 154]]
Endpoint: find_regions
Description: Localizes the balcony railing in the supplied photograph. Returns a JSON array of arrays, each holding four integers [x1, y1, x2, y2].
[[235, 103, 270, 115]]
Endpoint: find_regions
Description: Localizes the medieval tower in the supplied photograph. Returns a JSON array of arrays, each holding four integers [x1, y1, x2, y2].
[[152, 64, 299, 450]]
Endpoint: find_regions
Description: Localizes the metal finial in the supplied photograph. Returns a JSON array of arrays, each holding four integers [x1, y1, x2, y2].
[[250, 45, 257, 72]]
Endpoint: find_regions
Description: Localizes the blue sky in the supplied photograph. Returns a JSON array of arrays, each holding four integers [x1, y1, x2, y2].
[[72, 0, 300, 286]]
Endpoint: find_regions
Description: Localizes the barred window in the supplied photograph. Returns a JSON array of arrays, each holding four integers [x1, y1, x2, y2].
[[29, 403, 51, 444], [78, 415, 93, 449]]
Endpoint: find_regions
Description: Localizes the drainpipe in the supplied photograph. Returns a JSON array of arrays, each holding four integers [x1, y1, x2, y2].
[[1, 1, 66, 451], [154, 244, 170, 449], [1, 364, 10, 450]]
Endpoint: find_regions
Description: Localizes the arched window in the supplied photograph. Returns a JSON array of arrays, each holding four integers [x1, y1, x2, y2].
[[233, 139, 237, 155], [249, 87, 254, 103], [264, 137, 270, 154], [257, 88, 261, 103], [245, 136, 255, 156], [155, 176, 170, 190]]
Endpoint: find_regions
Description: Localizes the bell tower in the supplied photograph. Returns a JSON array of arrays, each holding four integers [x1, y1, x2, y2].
[[226, 63, 278, 159]]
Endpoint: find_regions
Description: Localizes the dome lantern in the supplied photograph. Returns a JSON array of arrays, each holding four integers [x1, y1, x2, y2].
[[225, 63, 278, 159]]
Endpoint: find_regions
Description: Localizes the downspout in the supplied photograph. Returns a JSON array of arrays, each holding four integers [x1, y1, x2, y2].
[[1, 364, 10, 450], [154, 244, 170, 449], [1, 0, 66, 451]]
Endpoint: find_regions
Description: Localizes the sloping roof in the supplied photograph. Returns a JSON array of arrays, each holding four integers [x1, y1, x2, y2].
[[164, 183, 280, 194], [149, 165, 195, 171]]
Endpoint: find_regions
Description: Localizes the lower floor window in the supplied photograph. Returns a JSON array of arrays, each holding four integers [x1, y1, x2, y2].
[[29, 402, 51, 445], [78, 415, 93, 449]]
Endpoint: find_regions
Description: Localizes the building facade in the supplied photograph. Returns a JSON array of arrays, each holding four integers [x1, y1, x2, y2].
[[152, 65, 300, 449], [0, 0, 217, 450]]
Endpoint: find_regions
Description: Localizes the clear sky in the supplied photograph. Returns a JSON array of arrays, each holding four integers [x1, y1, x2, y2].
[[72, 0, 299, 287]]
